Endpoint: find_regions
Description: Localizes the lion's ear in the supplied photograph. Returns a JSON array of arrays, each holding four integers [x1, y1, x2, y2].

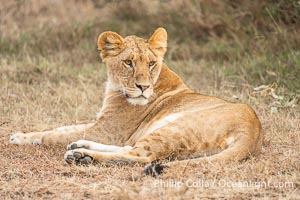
[[148, 27, 167, 57], [97, 31, 125, 60]]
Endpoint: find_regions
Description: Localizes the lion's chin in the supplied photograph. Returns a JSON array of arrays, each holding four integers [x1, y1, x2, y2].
[[126, 96, 149, 106]]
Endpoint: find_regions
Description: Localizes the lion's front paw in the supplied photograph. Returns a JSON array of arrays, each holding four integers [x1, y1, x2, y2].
[[9, 132, 26, 144], [67, 140, 89, 150], [9, 132, 42, 145], [64, 150, 94, 165]]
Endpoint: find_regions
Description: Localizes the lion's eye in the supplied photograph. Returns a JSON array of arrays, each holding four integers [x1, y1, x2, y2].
[[149, 61, 156, 68], [123, 60, 133, 67]]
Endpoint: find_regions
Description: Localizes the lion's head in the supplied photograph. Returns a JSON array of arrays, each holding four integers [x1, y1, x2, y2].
[[97, 28, 167, 106]]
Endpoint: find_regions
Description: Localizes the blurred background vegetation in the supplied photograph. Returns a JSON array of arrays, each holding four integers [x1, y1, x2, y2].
[[0, 0, 299, 100]]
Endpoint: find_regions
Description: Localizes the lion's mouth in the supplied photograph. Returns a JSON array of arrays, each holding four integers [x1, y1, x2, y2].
[[125, 94, 147, 99]]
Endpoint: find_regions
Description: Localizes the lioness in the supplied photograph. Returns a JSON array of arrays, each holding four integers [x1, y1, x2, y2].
[[9, 28, 263, 176]]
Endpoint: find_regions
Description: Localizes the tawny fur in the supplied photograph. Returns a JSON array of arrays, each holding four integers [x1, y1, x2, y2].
[[9, 28, 263, 170]]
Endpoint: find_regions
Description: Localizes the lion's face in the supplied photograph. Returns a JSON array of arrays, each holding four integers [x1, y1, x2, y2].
[[97, 28, 167, 105]]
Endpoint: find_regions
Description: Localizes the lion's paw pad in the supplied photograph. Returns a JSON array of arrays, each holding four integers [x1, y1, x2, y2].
[[67, 143, 79, 150], [64, 151, 93, 165]]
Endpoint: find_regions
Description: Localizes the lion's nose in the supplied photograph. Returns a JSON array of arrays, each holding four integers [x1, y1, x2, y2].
[[135, 83, 150, 92]]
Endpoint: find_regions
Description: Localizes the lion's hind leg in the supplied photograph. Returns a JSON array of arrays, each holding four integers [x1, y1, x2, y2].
[[144, 133, 261, 176]]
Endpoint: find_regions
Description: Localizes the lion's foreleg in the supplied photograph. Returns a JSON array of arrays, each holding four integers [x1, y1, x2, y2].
[[64, 146, 154, 165], [66, 140, 133, 153], [9, 123, 94, 145]]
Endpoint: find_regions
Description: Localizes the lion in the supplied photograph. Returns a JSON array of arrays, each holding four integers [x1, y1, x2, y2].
[[9, 28, 263, 176]]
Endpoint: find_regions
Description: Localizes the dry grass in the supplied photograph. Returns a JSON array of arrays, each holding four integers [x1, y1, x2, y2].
[[1, 0, 299, 199]]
